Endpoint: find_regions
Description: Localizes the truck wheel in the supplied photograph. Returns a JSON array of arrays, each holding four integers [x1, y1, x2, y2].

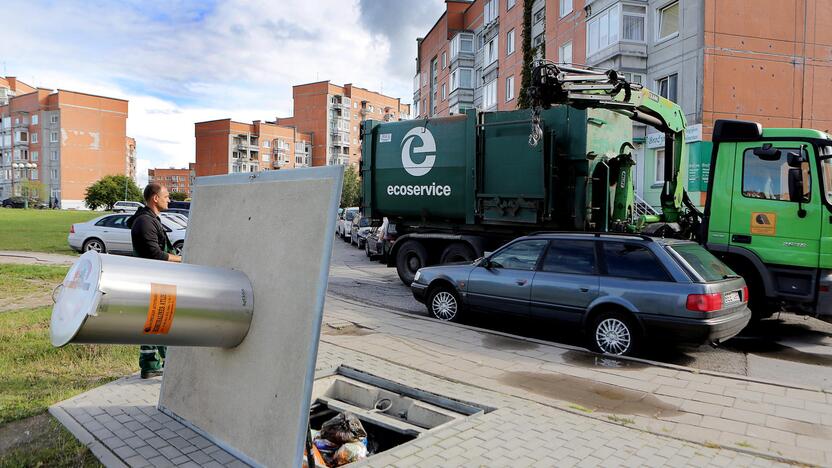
[[396, 241, 428, 286], [440, 243, 476, 264]]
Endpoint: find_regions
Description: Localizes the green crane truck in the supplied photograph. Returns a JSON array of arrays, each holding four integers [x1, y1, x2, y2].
[[360, 62, 832, 322]]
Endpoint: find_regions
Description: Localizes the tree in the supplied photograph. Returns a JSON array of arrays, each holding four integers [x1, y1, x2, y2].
[[20, 180, 47, 203], [516, 0, 535, 109], [84, 175, 142, 210], [341, 165, 361, 208], [169, 191, 187, 201]]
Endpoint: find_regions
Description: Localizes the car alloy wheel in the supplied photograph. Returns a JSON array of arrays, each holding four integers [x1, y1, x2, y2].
[[594, 317, 632, 355], [83, 239, 105, 253], [431, 290, 458, 321]]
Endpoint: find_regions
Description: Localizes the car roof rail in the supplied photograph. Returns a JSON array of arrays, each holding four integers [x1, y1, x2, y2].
[[526, 231, 654, 242]]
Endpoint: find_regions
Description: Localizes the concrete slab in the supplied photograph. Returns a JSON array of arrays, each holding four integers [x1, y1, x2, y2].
[[158, 167, 343, 467]]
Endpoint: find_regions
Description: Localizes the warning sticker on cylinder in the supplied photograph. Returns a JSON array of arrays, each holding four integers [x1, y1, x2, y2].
[[143, 283, 177, 334]]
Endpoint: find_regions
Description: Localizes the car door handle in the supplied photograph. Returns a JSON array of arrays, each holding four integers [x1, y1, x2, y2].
[[732, 234, 751, 244], [516, 279, 528, 286], [579, 287, 590, 292]]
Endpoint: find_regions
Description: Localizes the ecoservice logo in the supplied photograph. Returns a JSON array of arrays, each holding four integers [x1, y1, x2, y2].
[[401, 127, 436, 177]]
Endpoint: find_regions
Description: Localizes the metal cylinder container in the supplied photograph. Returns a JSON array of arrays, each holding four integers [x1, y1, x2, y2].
[[51, 251, 254, 348]]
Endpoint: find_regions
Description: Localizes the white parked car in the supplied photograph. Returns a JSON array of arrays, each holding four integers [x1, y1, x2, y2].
[[112, 201, 144, 213], [337, 207, 359, 241], [68, 213, 186, 256], [161, 212, 188, 228]]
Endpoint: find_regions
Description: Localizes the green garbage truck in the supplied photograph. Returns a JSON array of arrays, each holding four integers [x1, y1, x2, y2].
[[360, 62, 832, 322]]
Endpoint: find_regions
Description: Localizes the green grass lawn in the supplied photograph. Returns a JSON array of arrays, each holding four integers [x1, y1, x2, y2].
[[0, 209, 105, 254], [0, 263, 135, 465]]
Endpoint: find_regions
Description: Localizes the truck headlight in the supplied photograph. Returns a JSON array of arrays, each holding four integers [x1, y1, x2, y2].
[[414, 271, 422, 283]]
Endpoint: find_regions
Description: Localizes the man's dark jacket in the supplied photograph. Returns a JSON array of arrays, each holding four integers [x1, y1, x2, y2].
[[127, 207, 172, 260]]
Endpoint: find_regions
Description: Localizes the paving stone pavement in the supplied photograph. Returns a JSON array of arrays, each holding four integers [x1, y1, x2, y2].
[[51, 295, 830, 467]]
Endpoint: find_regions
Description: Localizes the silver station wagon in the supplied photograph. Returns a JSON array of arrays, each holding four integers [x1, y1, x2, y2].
[[411, 232, 751, 356]]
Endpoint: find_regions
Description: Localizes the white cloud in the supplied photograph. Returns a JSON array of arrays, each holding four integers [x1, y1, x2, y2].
[[3, 0, 445, 178]]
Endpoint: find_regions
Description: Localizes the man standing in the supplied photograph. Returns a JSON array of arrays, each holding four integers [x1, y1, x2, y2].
[[127, 183, 182, 379]]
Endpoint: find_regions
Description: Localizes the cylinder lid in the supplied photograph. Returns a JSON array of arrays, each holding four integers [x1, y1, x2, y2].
[[50, 251, 104, 347]]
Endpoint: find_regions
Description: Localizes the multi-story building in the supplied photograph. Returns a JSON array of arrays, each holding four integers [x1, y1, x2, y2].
[[0, 77, 35, 106], [126, 136, 137, 182], [148, 167, 192, 197], [276, 81, 410, 167], [0, 80, 129, 209], [414, 0, 586, 118], [417, 1, 832, 211], [194, 119, 313, 177]]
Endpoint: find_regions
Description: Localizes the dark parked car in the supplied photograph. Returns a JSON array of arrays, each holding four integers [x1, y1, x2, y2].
[[2, 196, 46, 209], [168, 200, 191, 210], [411, 232, 751, 356], [365, 218, 395, 261], [350, 216, 372, 248]]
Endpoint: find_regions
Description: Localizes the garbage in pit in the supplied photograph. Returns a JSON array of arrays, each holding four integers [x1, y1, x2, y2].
[[304, 412, 369, 467]]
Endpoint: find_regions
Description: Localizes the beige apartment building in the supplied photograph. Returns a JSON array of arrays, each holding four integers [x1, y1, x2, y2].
[[0, 76, 129, 208]]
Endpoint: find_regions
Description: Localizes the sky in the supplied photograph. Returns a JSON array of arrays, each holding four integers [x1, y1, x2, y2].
[[3, 0, 445, 186]]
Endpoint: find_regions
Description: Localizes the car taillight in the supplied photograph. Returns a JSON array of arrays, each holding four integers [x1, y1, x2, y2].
[[686, 293, 723, 312], [742, 286, 749, 303], [70, 225, 75, 234]]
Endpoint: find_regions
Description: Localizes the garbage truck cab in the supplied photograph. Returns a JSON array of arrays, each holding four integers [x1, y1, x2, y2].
[[704, 119, 832, 321]]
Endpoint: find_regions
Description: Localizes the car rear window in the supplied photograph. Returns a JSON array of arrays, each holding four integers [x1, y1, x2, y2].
[[668, 244, 735, 282], [602, 243, 670, 281]]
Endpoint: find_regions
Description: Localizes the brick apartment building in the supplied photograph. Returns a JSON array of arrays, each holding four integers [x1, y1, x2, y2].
[[126, 136, 136, 182], [0, 77, 129, 209], [416, 0, 832, 209], [147, 167, 192, 197], [194, 82, 410, 177], [193, 119, 313, 177], [276, 81, 411, 167]]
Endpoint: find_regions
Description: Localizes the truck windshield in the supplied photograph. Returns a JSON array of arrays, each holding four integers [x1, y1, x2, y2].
[[668, 244, 736, 282]]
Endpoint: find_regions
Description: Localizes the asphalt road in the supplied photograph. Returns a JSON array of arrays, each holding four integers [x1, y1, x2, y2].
[[327, 237, 832, 390]]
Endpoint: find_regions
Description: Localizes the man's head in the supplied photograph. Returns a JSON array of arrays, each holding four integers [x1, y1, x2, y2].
[[143, 183, 170, 212]]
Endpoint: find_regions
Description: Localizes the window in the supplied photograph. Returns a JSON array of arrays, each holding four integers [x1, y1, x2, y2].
[[262, 152, 269, 162], [560, 0, 573, 17], [657, 2, 680, 41], [50, 131, 58, 143], [32, 115, 38, 125], [670, 244, 735, 282], [31, 133, 37, 144], [50, 150, 58, 161], [533, 33, 545, 48], [484, 0, 498, 23], [505, 76, 515, 102], [654, 149, 665, 184], [50, 115, 58, 124], [507, 29, 515, 55], [450, 33, 475, 58], [534, 8, 545, 24], [31, 151, 38, 161], [587, 5, 621, 55], [488, 240, 548, 271], [559, 41, 572, 65], [442, 51, 447, 69], [485, 36, 499, 65], [51, 168, 58, 179], [451, 68, 474, 90], [263, 140, 270, 148], [657, 74, 678, 102], [507, 0, 516, 9], [483, 80, 498, 108], [742, 147, 809, 201], [31, 170, 38, 180], [541, 240, 596, 274], [623, 5, 646, 41], [603, 243, 670, 281], [442, 83, 447, 100], [620, 72, 645, 84]]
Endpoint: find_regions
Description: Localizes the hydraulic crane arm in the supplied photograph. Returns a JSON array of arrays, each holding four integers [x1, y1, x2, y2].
[[528, 61, 690, 225]]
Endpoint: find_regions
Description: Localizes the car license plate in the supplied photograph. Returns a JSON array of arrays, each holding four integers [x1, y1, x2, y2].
[[724, 291, 740, 305]]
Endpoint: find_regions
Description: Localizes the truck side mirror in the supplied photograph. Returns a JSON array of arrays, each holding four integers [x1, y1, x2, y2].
[[788, 167, 809, 218], [753, 143, 781, 161], [786, 151, 805, 168]]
